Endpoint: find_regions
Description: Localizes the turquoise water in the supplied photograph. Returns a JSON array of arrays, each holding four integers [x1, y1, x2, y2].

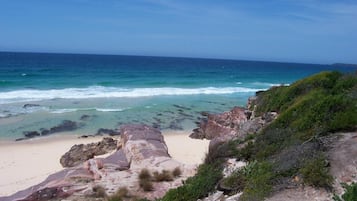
[[0, 52, 356, 140]]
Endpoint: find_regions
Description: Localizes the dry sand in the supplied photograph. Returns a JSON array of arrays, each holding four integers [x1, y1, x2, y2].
[[0, 131, 209, 196]]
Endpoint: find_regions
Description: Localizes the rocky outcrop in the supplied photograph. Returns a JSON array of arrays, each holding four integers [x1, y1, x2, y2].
[[190, 105, 277, 153], [60, 137, 118, 167], [1, 124, 195, 201], [190, 107, 248, 140]]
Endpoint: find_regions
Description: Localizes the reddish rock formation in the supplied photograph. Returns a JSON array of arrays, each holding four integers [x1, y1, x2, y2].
[[189, 107, 249, 140], [1, 124, 195, 201]]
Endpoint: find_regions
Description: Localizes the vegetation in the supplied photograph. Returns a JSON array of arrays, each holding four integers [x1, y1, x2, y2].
[[161, 71, 357, 201], [92, 185, 131, 201], [160, 161, 223, 201], [300, 155, 333, 188], [240, 161, 273, 201], [153, 170, 174, 182], [333, 183, 357, 201], [107, 187, 129, 201], [138, 169, 153, 191], [172, 167, 182, 177], [240, 71, 357, 199]]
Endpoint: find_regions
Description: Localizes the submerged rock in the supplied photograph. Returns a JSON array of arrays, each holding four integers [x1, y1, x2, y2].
[[23, 131, 41, 138], [95, 128, 120, 136], [23, 104, 40, 108], [49, 120, 82, 133]]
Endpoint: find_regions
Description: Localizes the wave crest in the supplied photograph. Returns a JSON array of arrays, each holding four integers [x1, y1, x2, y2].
[[0, 86, 264, 104]]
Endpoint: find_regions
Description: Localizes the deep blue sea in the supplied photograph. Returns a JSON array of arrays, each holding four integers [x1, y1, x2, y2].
[[0, 52, 356, 140]]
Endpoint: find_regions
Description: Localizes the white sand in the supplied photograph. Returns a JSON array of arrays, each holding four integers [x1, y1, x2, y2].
[[0, 131, 209, 196]]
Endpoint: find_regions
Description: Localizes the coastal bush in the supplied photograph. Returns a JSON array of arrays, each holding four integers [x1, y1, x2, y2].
[[240, 161, 274, 201], [138, 169, 153, 191], [160, 163, 222, 201], [220, 169, 246, 195], [139, 179, 153, 191], [255, 71, 357, 138], [231, 71, 357, 193], [300, 155, 333, 188], [139, 168, 151, 180], [172, 167, 182, 177], [333, 182, 357, 201], [160, 71, 357, 200], [204, 141, 234, 164], [92, 185, 107, 198], [107, 187, 129, 201], [153, 170, 174, 182]]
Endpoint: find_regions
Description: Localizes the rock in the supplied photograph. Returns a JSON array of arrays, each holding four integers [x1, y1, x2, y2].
[[102, 149, 130, 171], [173, 104, 191, 110], [80, 114, 91, 121], [50, 120, 81, 133], [2, 124, 196, 201], [120, 124, 169, 166], [199, 191, 224, 201], [23, 131, 41, 138], [23, 104, 40, 108], [190, 107, 248, 140], [329, 132, 357, 195], [60, 137, 118, 167], [40, 128, 50, 136], [95, 128, 120, 136]]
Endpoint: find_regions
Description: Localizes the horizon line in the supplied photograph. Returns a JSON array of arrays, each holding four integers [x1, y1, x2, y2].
[[0, 50, 335, 66]]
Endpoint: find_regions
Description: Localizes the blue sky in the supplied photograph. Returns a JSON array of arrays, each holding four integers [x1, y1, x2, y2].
[[0, 0, 356, 64]]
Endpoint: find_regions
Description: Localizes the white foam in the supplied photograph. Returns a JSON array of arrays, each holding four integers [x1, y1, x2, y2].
[[49, 107, 125, 114], [0, 86, 264, 104], [251, 82, 289, 87], [95, 108, 124, 112], [50, 109, 78, 114]]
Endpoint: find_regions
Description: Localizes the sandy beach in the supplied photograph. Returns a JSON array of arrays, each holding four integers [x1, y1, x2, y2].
[[0, 131, 209, 196]]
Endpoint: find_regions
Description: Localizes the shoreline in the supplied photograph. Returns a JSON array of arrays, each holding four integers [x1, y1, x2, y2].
[[0, 130, 209, 196]]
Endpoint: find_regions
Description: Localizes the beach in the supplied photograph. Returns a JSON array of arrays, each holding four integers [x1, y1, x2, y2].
[[0, 130, 209, 196]]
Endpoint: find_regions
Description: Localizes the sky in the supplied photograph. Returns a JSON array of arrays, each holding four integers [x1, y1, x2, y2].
[[0, 0, 357, 64]]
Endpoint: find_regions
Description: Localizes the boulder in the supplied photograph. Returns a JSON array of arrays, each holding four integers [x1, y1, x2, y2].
[[60, 137, 117, 167], [190, 107, 248, 140], [120, 124, 169, 166]]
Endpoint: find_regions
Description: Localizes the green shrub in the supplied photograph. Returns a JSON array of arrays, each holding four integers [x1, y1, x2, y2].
[[333, 183, 357, 201], [240, 161, 274, 201], [220, 169, 246, 195], [300, 155, 333, 188], [160, 163, 222, 201]]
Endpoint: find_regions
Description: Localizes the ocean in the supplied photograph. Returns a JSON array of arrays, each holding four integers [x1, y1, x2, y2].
[[0, 52, 356, 140]]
